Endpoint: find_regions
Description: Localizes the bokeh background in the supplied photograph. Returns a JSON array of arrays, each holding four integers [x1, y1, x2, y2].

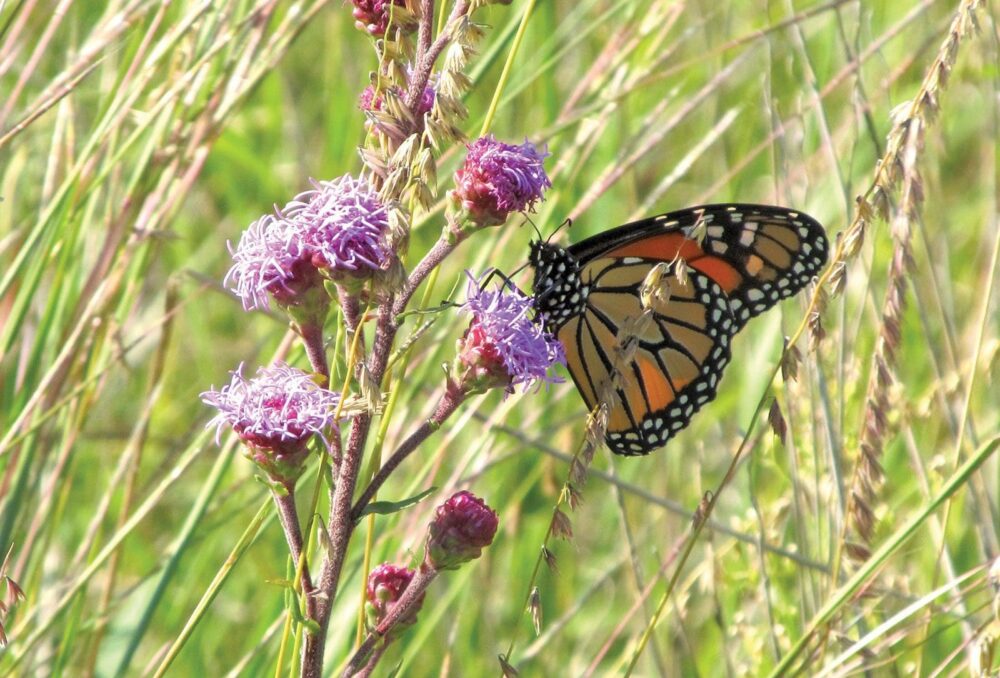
[[1, 0, 998, 675]]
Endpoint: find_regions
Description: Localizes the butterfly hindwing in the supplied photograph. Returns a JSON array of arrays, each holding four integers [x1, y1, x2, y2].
[[530, 203, 828, 456], [572, 258, 735, 455]]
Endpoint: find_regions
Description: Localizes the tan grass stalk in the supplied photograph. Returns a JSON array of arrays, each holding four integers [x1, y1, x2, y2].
[[838, 0, 983, 555]]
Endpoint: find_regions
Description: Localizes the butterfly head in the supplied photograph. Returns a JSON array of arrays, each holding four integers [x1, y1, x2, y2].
[[528, 240, 588, 330]]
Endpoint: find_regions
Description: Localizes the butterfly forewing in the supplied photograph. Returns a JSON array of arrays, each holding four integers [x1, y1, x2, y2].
[[530, 203, 828, 456], [569, 204, 828, 329]]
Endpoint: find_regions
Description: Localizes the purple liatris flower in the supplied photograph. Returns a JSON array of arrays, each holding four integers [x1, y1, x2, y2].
[[225, 212, 318, 311], [225, 175, 391, 310], [457, 272, 564, 394], [282, 175, 391, 278], [365, 563, 424, 633], [425, 491, 499, 571], [451, 135, 551, 227], [201, 363, 340, 482]]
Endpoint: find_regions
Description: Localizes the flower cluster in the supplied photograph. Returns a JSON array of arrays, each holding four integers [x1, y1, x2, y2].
[[204, 3, 561, 675], [425, 491, 499, 570], [226, 175, 391, 311], [457, 272, 565, 394], [201, 363, 340, 481], [451, 135, 551, 227]]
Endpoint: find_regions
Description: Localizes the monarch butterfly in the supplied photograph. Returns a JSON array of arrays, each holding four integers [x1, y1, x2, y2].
[[529, 204, 828, 456]]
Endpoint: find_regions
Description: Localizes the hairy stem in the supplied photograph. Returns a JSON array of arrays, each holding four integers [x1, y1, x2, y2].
[[392, 234, 461, 317], [351, 383, 467, 521], [297, 320, 330, 380], [406, 0, 471, 109], [271, 488, 314, 598], [417, 0, 434, 57], [302, 299, 398, 677]]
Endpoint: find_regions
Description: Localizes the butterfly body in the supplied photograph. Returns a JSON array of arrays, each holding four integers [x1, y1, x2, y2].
[[529, 204, 828, 456]]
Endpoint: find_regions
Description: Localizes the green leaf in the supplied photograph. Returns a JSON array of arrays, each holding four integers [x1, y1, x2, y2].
[[357, 487, 437, 520]]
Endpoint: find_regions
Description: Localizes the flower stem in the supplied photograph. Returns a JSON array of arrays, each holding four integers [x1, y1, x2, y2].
[[341, 564, 439, 677], [297, 321, 330, 381], [271, 487, 313, 595], [351, 384, 468, 522], [406, 1, 471, 109], [355, 643, 389, 678], [417, 0, 434, 57], [393, 234, 460, 317], [303, 299, 395, 678]]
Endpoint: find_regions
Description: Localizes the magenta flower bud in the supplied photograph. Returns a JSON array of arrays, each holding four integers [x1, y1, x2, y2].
[[456, 271, 564, 395], [365, 563, 424, 633], [425, 491, 499, 571], [201, 363, 340, 483], [352, 0, 411, 37], [451, 135, 551, 228], [359, 83, 435, 119]]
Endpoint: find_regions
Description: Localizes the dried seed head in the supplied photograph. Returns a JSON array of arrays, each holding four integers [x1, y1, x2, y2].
[[768, 400, 787, 443], [844, 541, 872, 562], [541, 545, 558, 573], [359, 147, 389, 178], [551, 508, 573, 540], [781, 339, 801, 382], [692, 491, 714, 528], [566, 483, 583, 511], [498, 654, 520, 677], [828, 261, 847, 296], [529, 587, 542, 635], [569, 457, 588, 488], [851, 490, 876, 542]]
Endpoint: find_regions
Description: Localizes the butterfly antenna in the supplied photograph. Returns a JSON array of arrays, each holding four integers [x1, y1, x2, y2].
[[545, 216, 573, 245], [508, 261, 529, 278], [522, 214, 545, 241]]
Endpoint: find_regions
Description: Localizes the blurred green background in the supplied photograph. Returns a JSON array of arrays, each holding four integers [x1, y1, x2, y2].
[[1, 0, 998, 675]]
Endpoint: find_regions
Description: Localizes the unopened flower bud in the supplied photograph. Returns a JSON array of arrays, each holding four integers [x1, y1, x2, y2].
[[365, 563, 424, 634], [425, 491, 499, 570]]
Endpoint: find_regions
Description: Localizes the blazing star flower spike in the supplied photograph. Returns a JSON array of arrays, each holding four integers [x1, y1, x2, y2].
[[425, 491, 499, 571], [365, 563, 424, 633], [451, 135, 551, 228], [201, 363, 341, 482], [457, 271, 565, 395]]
